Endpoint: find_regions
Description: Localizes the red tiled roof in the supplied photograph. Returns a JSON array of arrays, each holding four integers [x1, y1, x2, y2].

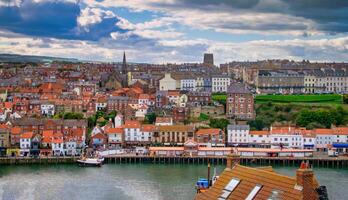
[[124, 120, 141, 129], [139, 94, 150, 99], [11, 127, 22, 135], [141, 124, 156, 132], [196, 128, 221, 135], [105, 127, 123, 134], [250, 130, 269, 135], [21, 132, 34, 139]]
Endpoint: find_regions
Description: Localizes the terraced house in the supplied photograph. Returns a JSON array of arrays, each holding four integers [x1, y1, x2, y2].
[[153, 125, 195, 145]]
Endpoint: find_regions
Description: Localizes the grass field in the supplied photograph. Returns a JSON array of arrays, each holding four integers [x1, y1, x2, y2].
[[255, 94, 342, 104], [211, 94, 227, 104], [212, 93, 344, 107]]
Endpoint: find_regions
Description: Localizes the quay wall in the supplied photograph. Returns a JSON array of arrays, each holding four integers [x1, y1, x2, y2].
[[0, 157, 78, 165], [1, 156, 348, 168]]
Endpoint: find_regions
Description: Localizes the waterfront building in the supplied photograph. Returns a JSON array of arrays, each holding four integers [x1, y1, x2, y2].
[[19, 131, 34, 156], [124, 120, 142, 145], [226, 83, 255, 120], [51, 133, 64, 156], [0, 124, 10, 150], [248, 130, 271, 148], [196, 128, 225, 147], [91, 132, 107, 149], [64, 137, 78, 156], [269, 126, 304, 149], [153, 125, 194, 145], [227, 125, 250, 146], [195, 155, 323, 200], [105, 127, 124, 148], [140, 124, 156, 144]]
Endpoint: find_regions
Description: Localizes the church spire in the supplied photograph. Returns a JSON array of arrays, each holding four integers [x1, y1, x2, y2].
[[122, 51, 127, 74]]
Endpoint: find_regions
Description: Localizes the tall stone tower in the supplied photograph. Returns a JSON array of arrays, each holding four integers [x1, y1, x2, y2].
[[203, 53, 214, 66]]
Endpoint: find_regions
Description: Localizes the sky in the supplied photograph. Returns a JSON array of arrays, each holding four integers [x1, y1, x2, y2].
[[0, 0, 348, 64]]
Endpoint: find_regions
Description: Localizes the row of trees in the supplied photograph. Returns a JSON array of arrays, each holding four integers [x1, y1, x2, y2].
[[248, 103, 348, 130], [296, 107, 347, 129]]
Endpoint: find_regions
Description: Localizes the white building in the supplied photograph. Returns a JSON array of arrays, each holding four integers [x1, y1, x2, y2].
[[227, 125, 250, 146], [138, 94, 150, 106], [65, 139, 77, 156], [106, 127, 123, 148], [52, 134, 64, 156], [114, 114, 123, 128], [180, 79, 196, 91], [20, 132, 34, 156], [124, 120, 141, 143], [212, 76, 231, 92], [159, 73, 176, 91], [41, 103, 55, 116], [249, 131, 271, 147], [140, 125, 156, 143], [270, 127, 303, 149]]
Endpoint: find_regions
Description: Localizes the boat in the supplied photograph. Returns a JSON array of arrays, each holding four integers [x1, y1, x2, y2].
[[77, 156, 104, 167]]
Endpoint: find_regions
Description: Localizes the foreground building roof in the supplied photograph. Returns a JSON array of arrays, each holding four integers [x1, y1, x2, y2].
[[195, 155, 322, 200]]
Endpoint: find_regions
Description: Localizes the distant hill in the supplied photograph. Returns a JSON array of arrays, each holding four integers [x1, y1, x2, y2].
[[0, 53, 79, 63]]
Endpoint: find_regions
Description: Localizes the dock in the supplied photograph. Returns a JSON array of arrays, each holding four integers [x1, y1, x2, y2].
[[103, 155, 348, 168], [0, 156, 348, 168]]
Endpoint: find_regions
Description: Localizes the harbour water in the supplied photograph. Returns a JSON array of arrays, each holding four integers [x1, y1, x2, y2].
[[0, 164, 347, 200]]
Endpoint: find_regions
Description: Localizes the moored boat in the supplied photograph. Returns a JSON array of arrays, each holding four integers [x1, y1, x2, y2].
[[77, 156, 104, 167]]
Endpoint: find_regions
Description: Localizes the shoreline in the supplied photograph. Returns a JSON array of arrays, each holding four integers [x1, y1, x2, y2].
[[1, 156, 348, 168]]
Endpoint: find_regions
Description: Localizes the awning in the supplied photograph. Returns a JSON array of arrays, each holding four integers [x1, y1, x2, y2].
[[333, 143, 348, 148], [304, 144, 314, 147]]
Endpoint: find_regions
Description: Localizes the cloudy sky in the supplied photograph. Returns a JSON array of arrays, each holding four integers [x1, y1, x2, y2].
[[0, 0, 347, 64]]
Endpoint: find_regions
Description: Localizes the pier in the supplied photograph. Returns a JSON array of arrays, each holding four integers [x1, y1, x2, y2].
[[1, 156, 348, 168], [103, 155, 348, 168]]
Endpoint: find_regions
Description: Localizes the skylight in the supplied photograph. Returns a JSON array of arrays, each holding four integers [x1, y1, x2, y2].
[[245, 184, 262, 200], [218, 178, 240, 200]]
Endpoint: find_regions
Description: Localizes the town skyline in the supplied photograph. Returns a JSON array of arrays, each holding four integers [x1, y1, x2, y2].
[[0, 0, 348, 64]]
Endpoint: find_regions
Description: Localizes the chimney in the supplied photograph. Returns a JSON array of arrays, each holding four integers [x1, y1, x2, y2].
[[226, 154, 240, 169], [296, 162, 317, 200]]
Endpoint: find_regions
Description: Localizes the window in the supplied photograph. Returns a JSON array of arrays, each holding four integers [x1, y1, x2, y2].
[[245, 185, 262, 200], [219, 178, 240, 200]]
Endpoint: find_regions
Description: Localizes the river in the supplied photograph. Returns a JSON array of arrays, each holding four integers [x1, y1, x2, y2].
[[0, 164, 347, 200]]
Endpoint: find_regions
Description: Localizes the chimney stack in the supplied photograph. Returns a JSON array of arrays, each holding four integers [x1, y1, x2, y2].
[[296, 162, 318, 200], [226, 154, 240, 169]]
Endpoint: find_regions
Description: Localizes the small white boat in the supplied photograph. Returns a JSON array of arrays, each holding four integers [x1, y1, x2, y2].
[[77, 157, 104, 167]]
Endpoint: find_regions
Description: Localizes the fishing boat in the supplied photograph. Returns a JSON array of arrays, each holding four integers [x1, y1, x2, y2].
[[77, 156, 104, 167]]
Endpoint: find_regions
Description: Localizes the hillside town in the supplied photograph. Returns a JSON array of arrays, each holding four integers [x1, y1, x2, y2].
[[0, 53, 348, 158]]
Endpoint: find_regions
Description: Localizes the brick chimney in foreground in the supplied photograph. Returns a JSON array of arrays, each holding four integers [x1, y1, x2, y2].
[[226, 154, 240, 169], [296, 162, 318, 200]]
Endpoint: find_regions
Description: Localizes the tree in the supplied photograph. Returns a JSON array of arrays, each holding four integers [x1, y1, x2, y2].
[[199, 113, 209, 121], [248, 119, 265, 130], [343, 94, 348, 104], [209, 118, 230, 130], [144, 113, 157, 124]]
